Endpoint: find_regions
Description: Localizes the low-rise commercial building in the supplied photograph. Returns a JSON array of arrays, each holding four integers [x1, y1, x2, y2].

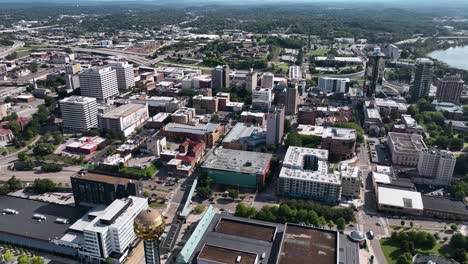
[[65, 136, 106, 154], [240, 111, 266, 126], [0, 128, 14, 146], [161, 122, 224, 147], [377, 186, 424, 215], [401, 114, 425, 135], [221, 122, 266, 150], [278, 147, 342, 203], [388, 132, 427, 166], [201, 148, 272, 189], [192, 95, 218, 114], [98, 103, 149, 137], [170, 107, 196, 125]]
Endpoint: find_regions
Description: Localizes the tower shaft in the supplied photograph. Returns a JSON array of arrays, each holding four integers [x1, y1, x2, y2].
[[143, 239, 161, 264]]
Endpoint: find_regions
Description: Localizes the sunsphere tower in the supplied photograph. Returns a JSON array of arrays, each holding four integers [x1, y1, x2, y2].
[[134, 209, 165, 264]]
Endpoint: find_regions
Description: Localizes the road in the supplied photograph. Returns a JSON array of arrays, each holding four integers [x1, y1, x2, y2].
[[0, 41, 24, 58], [0, 165, 80, 184]]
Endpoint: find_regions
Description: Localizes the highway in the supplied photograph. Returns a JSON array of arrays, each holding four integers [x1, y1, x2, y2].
[[0, 41, 25, 59]]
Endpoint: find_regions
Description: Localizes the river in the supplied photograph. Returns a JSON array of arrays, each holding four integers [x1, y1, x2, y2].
[[428, 46, 468, 71]]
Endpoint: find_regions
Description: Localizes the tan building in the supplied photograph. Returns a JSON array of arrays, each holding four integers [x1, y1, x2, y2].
[[192, 95, 218, 114], [170, 107, 196, 125], [161, 122, 224, 147], [388, 132, 427, 167], [240, 111, 266, 126]]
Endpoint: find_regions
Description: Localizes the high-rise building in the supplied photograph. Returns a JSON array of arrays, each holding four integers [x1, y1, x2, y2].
[[252, 88, 272, 112], [363, 48, 386, 97], [410, 58, 434, 102], [245, 70, 258, 92], [79, 66, 119, 101], [266, 106, 284, 145], [318, 77, 350, 93], [60, 96, 98, 133], [436, 74, 464, 104], [134, 209, 165, 264], [262, 72, 274, 89], [285, 83, 299, 115], [211, 65, 230, 91], [65, 63, 81, 75], [288, 65, 302, 80], [109, 61, 135, 91], [417, 148, 456, 186]]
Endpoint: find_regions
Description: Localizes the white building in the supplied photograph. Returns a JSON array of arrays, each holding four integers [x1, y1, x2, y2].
[[377, 187, 423, 215], [278, 147, 342, 203], [261, 72, 274, 89], [417, 148, 456, 186], [339, 164, 361, 198], [79, 66, 119, 101], [382, 44, 401, 60], [109, 61, 135, 91], [388, 132, 427, 167], [59, 196, 148, 263], [252, 88, 272, 112], [288, 65, 302, 80], [318, 77, 350, 93], [98, 103, 149, 137], [60, 96, 98, 133]]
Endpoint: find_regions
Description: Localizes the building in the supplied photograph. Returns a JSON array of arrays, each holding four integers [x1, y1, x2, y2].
[[285, 84, 299, 115], [252, 88, 273, 112], [318, 77, 350, 93], [170, 107, 196, 125], [216, 92, 230, 111], [436, 74, 464, 104], [65, 74, 80, 91], [363, 107, 383, 131], [79, 66, 119, 101], [98, 103, 149, 137], [245, 71, 258, 92], [60, 96, 98, 133], [129, 95, 185, 114], [221, 122, 266, 150], [388, 132, 427, 166], [176, 208, 359, 264], [109, 61, 135, 91], [377, 186, 424, 215], [422, 195, 468, 221], [0, 195, 89, 257], [65, 136, 106, 154], [167, 139, 206, 176], [410, 58, 434, 102], [145, 112, 171, 129], [192, 95, 218, 114], [278, 147, 341, 202], [71, 171, 143, 206], [266, 106, 285, 145], [401, 114, 425, 135], [161, 122, 224, 147], [0, 129, 14, 146], [211, 65, 230, 90], [201, 148, 272, 189], [0, 103, 7, 119], [381, 43, 401, 60], [65, 63, 81, 75], [339, 164, 361, 198], [297, 106, 317, 125], [145, 133, 167, 157], [297, 125, 356, 161], [432, 100, 464, 120], [240, 111, 266, 126], [134, 209, 165, 264], [262, 72, 274, 89], [288, 65, 302, 80], [417, 148, 456, 186], [364, 48, 386, 97]]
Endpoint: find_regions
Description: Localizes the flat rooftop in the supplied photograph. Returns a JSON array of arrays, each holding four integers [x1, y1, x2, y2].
[[278, 224, 337, 264], [222, 123, 256, 144], [101, 103, 146, 119], [198, 244, 257, 264], [0, 195, 89, 241], [388, 132, 427, 153], [422, 195, 468, 215], [215, 218, 276, 242], [164, 122, 220, 135], [60, 96, 95, 105], [297, 125, 356, 140], [365, 108, 382, 120], [378, 186, 423, 210], [202, 148, 272, 175], [72, 171, 138, 185]]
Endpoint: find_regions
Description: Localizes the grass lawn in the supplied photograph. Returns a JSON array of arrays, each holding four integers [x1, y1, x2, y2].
[[149, 201, 165, 209], [259, 38, 267, 44], [308, 49, 329, 56], [276, 63, 290, 73], [43, 153, 80, 165], [119, 164, 157, 178], [380, 238, 444, 264]]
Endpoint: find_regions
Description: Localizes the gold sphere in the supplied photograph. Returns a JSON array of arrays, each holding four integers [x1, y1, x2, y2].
[[134, 208, 165, 240]]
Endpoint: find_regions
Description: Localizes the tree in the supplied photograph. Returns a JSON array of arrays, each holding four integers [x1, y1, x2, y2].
[[284, 119, 292, 133], [7, 121, 21, 135], [336, 217, 346, 231], [31, 256, 45, 264], [6, 176, 22, 191], [52, 131, 64, 145], [210, 114, 219, 123], [17, 254, 30, 264], [410, 221, 414, 228], [33, 143, 55, 156], [449, 138, 464, 151], [18, 151, 29, 161], [41, 163, 63, 172], [143, 191, 150, 198], [227, 189, 239, 199], [328, 220, 335, 229], [449, 233, 466, 249], [452, 248, 467, 263], [3, 251, 13, 262], [194, 205, 206, 214], [285, 132, 302, 147], [401, 220, 405, 227], [29, 61, 38, 73], [32, 178, 56, 193], [396, 253, 412, 264], [451, 224, 458, 231], [196, 186, 212, 199]]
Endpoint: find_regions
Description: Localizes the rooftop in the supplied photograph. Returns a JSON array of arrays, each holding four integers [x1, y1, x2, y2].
[[202, 148, 272, 175], [149, 112, 171, 122], [222, 123, 257, 144], [377, 186, 424, 210], [164, 122, 221, 135], [101, 103, 146, 119], [198, 244, 257, 264], [364, 108, 382, 120], [0, 195, 89, 241], [388, 132, 427, 153], [60, 96, 96, 105], [215, 218, 276, 242], [72, 171, 138, 185], [297, 125, 356, 140], [432, 101, 464, 114], [278, 223, 337, 264], [422, 195, 468, 215]]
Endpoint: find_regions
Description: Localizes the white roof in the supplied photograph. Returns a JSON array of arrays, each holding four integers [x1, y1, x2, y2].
[[372, 172, 392, 184], [377, 187, 423, 210]]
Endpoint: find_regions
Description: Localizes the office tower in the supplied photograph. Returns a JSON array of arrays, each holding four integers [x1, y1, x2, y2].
[[134, 209, 165, 264], [79, 66, 119, 101], [246, 70, 258, 92], [211, 65, 230, 91], [252, 88, 272, 112], [364, 48, 386, 97], [285, 84, 299, 115], [436, 74, 464, 104], [288, 65, 302, 80], [266, 106, 285, 145], [418, 148, 456, 186], [60, 96, 98, 133], [262, 72, 274, 89], [410, 58, 434, 102], [318, 77, 350, 93], [109, 61, 135, 91]]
